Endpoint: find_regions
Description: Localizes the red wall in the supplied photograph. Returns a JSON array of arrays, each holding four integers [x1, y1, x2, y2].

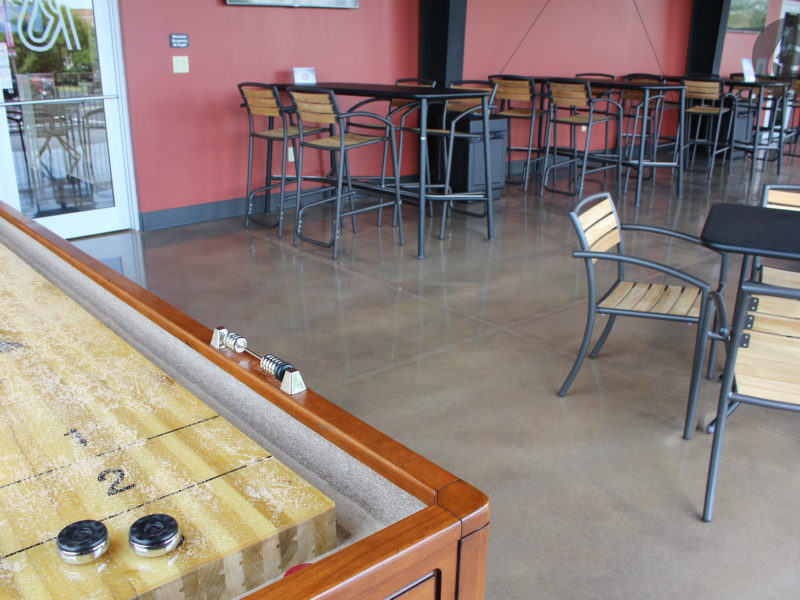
[[118, 0, 419, 215], [463, 0, 693, 79], [462, 0, 693, 162], [120, 0, 698, 218]]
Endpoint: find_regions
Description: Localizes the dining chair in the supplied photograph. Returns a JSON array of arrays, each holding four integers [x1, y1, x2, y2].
[[540, 78, 623, 199], [488, 74, 542, 192], [756, 184, 800, 287], [680, 78, 735, 179], [288, 87, 404, 259], [412, 79, 498, 238], [559, 193, 726, 435], [346, 78, 437, 188], [702, 279, 800, 521], [575, 72, 617, 99], [619, 74, 666, 193], [728, 75, 788, 180], [238, 82, 307, 235]]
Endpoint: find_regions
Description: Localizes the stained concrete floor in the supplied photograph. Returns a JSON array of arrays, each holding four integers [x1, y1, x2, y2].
[[75, 156, 800, 599]]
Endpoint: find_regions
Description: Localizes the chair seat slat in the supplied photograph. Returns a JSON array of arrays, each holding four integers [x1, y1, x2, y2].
[[632, 284, 668, 312], [649, 285, 683, 314], [599, 281, 634, 308], [670, 287, 701, 317], [304, 133, 383, 149], [257, 125, 300, 139], [735, 375, 800, 404], [760, 266, 800, 288], [556, 113, 609, 125], [754, 295, 800, 319], [736, 331, 800, 404], [750, 313, 800, 337], [497, 108, 533, 118]]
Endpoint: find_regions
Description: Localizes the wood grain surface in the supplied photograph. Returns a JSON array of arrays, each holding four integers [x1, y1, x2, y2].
[[0, 242, 336, 599]]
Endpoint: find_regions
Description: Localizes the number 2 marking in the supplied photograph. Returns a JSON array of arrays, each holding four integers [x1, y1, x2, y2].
[[98, 468, 136, 496]]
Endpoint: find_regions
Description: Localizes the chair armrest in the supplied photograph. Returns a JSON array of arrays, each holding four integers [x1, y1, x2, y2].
[[573, 251, 712, 291], [588, 96, 623, 114], [620, 223, 701, 244], [341, 111, 396, 130], [447, 103, 496, 129]]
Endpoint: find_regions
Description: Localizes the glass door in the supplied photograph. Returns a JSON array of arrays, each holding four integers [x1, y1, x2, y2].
[[0, 0, 135, 239]]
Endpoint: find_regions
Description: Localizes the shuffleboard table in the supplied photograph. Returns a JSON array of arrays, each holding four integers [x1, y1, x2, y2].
[[0, 200, 489, 600]]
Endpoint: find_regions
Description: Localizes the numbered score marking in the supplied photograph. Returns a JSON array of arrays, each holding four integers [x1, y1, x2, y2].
[[0, 243, 336, 599]]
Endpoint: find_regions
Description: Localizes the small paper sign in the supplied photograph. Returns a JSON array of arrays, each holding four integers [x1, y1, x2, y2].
[[741, 57, 756, 82], [0, 43, 12, 90], [293, 67, 317, 85], [169, 33, 189, 48]]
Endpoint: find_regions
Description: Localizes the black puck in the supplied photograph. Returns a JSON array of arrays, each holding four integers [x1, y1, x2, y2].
[[128, 514, 182, 557], [56, 520, 109, 564]]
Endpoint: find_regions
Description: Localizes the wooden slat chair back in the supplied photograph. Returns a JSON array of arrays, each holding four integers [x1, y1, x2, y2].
[[681, 78, 733, 179], [576, 194, 621, 255], [287, 87, 404, 259], [732, 290, 800, 409], [291, 90, 339, 126], [540, 79, 622, 198], [620, 75, 664, 103], [756, 185, 800, 288], [241, 86, 283, 118], [619, 75, 666, 191], [685, 79, 723, 102], [414, 80, 497, 236], [702, 281, 800, 521], [763, 185, 800, 211], [491, 77, 535, 104], [575, 72, 616, 99], [561, 193, 722, 445], [549, 81, 591, 109], [489, 75, 541, 192]]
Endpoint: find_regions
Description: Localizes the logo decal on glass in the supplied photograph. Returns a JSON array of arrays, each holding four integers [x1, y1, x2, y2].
[[15, 0, 82, 53]]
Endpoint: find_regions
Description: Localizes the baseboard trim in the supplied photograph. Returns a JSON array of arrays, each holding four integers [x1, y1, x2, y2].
[[138, 177, 418, 232]]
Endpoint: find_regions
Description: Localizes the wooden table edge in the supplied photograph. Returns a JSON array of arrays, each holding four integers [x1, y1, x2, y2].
[[0, 202, 458, 505]]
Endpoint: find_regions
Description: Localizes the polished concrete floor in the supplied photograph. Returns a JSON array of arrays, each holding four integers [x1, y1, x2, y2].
[[75, 156, 800, 599]]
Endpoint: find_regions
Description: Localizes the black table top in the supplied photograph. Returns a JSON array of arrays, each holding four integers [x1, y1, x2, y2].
[[285, 82, 490, 100], [701, 203, 800, 260], [540, 76, 683, 91]]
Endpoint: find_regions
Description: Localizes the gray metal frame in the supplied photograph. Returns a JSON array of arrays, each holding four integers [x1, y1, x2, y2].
[[702, 280, 800, 522], [290, 87, 404, 259], [560, 193, 727, 441], [238, 82, 298, 236], [540, 79, 623, 200]]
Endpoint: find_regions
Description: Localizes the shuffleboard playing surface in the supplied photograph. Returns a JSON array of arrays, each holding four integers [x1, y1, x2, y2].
[[0, 242, 336, 599]]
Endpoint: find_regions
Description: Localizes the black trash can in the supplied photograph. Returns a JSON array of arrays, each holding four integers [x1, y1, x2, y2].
[[449, 115, 507, 193]]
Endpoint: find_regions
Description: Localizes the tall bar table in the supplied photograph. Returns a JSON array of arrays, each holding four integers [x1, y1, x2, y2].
[[284, 82, 495, 259]]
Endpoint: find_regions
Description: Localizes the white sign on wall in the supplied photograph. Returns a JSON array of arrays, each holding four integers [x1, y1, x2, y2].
[[0, 43, 13, 90]]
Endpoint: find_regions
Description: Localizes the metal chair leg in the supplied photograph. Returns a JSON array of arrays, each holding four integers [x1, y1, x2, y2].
[[684, 296, 714, 440], [245, 136, 255, 228], [588, 314, 616, 358], [559, 306, 597, 397]]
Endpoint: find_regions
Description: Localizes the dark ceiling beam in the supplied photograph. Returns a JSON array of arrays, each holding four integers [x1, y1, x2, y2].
[[685, 0, 731, 75], [419, 0, 467, 86]]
